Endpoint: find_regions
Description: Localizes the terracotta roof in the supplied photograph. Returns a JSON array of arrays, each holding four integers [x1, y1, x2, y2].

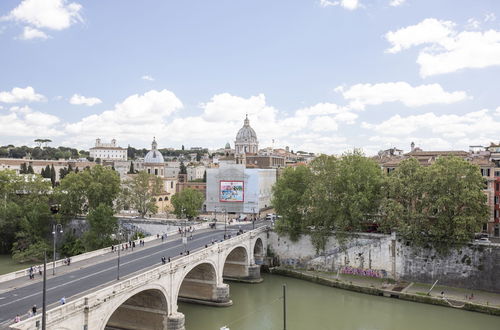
[[405, 150, 468, 157]]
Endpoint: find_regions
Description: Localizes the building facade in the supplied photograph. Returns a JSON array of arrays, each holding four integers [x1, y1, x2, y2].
[[205, 163, 276, 215], [89, 139, 127, 161]]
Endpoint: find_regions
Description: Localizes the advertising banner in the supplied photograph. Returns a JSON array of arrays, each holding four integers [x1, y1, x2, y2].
[[220, 181, 244, 202]]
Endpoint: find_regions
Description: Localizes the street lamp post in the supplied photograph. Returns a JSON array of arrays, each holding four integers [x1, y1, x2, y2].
[[223, 208, 227, 239], [52, 224, 63, 275], [181, 207, 187, 253], [253, 207, 256, 230], [116, 230, 122, 280]]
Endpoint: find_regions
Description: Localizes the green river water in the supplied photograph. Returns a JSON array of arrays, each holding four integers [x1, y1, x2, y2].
[[179, 274, 499, 330]]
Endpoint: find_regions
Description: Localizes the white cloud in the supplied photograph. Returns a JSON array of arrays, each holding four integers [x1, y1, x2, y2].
[[65, 89, 183, 145], [485, 13, 496, 23], [141, 75, 155, 81], [319, 0, 360, 10], [385, 18, 455, 54], [310, 116, 339, 132], [9, 105, 32, 114], [385, 18, 500, 77], [336, 82, 468, 109], [0, 110, 61, 138], [69, 94, 102, 106], [466, 18, 480, 30], [4, 0, 83, 31], [295, 102, 346, 116], [389, 0, 406, 7], [19, 26, 49, 40], [362, 109, 500, 148], [0, 86, 46, 103]]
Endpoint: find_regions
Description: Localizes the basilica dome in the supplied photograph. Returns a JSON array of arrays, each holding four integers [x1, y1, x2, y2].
[[144, 138, 164, 164], [236, 115, 258, 142]]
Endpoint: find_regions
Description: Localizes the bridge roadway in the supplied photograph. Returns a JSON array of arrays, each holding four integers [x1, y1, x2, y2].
[[0, 221, 265, 327]]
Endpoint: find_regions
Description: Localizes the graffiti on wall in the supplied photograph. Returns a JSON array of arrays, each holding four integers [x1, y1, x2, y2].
[[341, 266, 387, 278]]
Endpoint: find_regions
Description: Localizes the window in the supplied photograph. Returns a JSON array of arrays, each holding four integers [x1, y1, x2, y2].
[[480, 168, 491, 177], [495, 171, 500, 177], [496, 196, 500, 205]]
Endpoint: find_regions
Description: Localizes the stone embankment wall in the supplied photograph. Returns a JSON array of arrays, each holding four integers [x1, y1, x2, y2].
[[268, 231, 500, 293], [398, 242, 500, 293]]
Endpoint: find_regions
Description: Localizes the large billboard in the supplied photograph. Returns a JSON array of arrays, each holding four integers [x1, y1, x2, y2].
[[220, 180, 244, 202]]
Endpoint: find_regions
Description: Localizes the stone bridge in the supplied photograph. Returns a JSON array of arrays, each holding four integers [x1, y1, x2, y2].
[[11, 227, 268, 330]]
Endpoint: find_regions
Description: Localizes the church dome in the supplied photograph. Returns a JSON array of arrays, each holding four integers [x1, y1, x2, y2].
[[144, 138, 164, 164], [236, 115, 257, 142], [225, 142, 231, 149]]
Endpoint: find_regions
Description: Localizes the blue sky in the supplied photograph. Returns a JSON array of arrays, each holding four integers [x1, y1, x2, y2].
[[0, 0, 499, 154]]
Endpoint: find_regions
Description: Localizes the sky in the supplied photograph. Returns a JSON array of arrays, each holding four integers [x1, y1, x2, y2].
[[0, 0, 500, 155]]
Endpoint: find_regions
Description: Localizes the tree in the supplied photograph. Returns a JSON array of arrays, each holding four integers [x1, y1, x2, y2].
[[272, 165, 312, 241], [381, 157, 488, 251], [0, 171, 53, 260], [128, 161, 135, 174], [41, 165, 51, 180], [271, 151, 384, 252], [171, 188, 204, 219], [203, 170, 207, 182], [50, 164, 56, 187], [122, 171, 163, 217], [179, 161, 187, 175], [56, 165, 121, 217], [27, 164, 34, 174], [83, 204, 118, 250], [19, 163, 28, 174]]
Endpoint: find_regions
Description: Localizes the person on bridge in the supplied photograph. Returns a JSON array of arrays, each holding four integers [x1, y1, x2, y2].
[[60, 297, 66, 305], [14, 314, 21, 323], [32, 305, 37, 316]]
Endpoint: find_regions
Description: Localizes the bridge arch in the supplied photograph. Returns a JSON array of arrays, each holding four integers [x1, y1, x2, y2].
[[102, 283, 170, 330], [253, 237, 264, 264], [223, 245, 249, 279], [176, 260, 219, 304]]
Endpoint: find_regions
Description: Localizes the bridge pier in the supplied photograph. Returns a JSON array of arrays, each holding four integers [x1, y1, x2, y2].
[[178, 283, 232, 306], [223, 264, 262, 283], [167, 312, 185, 330]]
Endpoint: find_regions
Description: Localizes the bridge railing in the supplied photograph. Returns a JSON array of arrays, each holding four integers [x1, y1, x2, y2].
[[10, 226, 267, 330], [0, 222, 210, 284]]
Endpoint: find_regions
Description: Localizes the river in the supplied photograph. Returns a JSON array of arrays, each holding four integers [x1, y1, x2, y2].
[[179, 274, 499, 330]]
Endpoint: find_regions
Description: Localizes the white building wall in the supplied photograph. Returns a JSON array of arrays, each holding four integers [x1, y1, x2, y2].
[[205, 164, 276, 214]]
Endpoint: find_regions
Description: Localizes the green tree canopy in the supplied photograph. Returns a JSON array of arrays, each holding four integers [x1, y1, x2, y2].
[[272, 165, 312, 241], [83, 204, 118, 250], [171, 188, 204, 219], [122, 171, 163, 217], [56, 165, 121, 217], [272, 150, 384, 251], [381, 156, 488, 251], [0, 170, 53, 260]]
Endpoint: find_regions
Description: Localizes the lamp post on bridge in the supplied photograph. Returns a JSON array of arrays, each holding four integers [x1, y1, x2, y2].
[[116, 230, 123, 280], [52, 223, 63, 276], [223, 208, 227, 239], [181, 207, 187, 253], [252, 207, 255, 230]]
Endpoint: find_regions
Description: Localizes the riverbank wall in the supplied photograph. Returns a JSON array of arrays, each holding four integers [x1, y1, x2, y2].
[[269, 268, 500, 316], [267, 231, 500, 293]]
